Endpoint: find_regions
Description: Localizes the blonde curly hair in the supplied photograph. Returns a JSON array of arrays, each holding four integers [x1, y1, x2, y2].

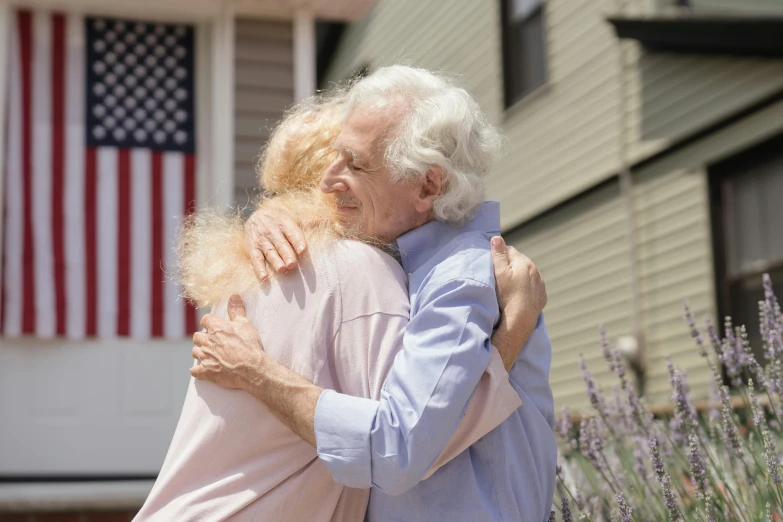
[[177, 92, 349, 308]]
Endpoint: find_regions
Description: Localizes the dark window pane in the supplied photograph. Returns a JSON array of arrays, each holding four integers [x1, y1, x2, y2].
[[502, 1, 548, 107], [725, 151, 783, 276], [716, 139, 783, 363]]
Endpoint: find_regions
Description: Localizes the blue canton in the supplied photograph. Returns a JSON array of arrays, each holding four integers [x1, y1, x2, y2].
[[86, 17, 195, 153]]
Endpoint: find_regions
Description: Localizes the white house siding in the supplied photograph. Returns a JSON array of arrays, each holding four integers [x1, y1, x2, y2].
[[234, 18, 294, 210]]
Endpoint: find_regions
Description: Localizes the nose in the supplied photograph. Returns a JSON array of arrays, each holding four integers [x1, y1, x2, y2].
[[321, 160, 348, 194]]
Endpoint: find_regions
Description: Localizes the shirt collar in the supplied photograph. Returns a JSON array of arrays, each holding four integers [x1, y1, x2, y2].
[[395, 201, 501, 274]]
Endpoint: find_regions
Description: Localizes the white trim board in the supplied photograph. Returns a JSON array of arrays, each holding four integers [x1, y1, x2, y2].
[[0, 480, 154, 512]]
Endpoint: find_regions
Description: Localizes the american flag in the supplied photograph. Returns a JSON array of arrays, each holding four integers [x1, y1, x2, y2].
[[1, 10, 199, 340]]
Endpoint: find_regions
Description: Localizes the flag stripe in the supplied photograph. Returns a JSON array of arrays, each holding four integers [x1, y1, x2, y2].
[[151, 151, 164, 337], [3, 15, 23, 336], [84, 147, 98, 336], [64, 11, 86, 339], [32, 10, 56, 338], [184, 153, 198, 333], [131, 148, 152, 339], [97, 147, 118, 338], [52, 12, 67, 336], [19, 11, 36, 334], [163, 152, 184, 339], [117, 149, 131, 336]]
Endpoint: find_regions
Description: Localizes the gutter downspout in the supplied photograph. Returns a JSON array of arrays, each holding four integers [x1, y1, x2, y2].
[[616, 0, 646, 395]]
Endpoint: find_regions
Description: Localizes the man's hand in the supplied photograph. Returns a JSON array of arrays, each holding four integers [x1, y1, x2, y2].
[[245, 207, 308, 280], [490, 236, 547, 371], [192, 293, 321, 446], [191, 295, 266, 390]]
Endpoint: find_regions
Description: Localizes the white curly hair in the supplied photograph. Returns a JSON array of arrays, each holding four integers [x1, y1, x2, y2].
[[343, 65, 502, 225]]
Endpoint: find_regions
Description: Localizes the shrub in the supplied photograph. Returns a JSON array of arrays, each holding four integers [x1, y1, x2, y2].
[[553, 274, 783, 522]]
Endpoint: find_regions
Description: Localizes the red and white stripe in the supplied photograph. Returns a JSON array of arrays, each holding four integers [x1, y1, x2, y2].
[[2, 9, 198, 340]]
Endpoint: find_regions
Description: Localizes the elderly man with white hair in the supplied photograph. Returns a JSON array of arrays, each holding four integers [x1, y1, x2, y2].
[[193, 65, 557, 522]]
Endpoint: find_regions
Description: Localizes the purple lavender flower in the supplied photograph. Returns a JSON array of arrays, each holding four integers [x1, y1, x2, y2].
[[762, 423, 782, 485], [632, 436, 648, 479], [600, 324, 614, 373], [668, 362, 697, 442], [580, 355, 608, 416], [683, 302, 707, 357], [741, 326, 767, 391], [649, 436, 682, 521], [560, 497, 573, 522], [579, 416, 610, 478], [720, 318, 743, 387], [718, 385, 744, 461], [687, 432, 709, 498], [705, 317, 722, 357], [547, 510, 556, 522], [557, 406, 576, 452], [615, 492, 633, 522]]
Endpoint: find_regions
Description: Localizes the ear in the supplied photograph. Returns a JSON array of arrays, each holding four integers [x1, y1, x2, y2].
[[414, 166, 446, 213]]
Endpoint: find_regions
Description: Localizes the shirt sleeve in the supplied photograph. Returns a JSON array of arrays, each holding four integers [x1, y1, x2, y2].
[[314, 277, 498, 495]]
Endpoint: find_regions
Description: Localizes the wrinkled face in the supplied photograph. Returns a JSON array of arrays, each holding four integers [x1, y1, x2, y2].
[[320, 107, 426, 242]]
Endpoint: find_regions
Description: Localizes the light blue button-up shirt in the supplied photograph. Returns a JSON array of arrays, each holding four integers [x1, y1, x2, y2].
[[314, 201, 557, 522]]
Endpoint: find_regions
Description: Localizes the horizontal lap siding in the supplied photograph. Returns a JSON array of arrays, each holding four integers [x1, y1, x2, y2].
[[234, 18, 293, 211], [505, 183, 632, 411], [324, 0, 504, 125], [633, 168, 715, 405], [625, 50, 783, 149], [506, 167, 715, 411]]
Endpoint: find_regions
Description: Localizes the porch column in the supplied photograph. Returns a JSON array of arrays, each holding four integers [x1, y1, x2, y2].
[[210, 3, 235, 210], [293, 9, 316, 102]]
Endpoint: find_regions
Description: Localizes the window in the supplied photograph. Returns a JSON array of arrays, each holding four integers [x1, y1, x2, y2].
[[710, 134, 783, 361], [501, 0, 548, 108]]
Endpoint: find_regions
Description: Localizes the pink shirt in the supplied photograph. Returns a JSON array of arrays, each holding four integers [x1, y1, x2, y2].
[[135, 240, 521, 521]]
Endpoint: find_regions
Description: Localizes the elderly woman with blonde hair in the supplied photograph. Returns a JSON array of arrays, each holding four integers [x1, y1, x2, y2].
[[133, 91, 527, 521]]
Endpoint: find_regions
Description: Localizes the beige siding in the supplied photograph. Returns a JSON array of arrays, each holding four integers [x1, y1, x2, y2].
[[234, 18, 294, 210], [505, 167, 715, 411], [633, 168, 715, 405], [325, 0, 504, 125], [504, 182, 632, 411]]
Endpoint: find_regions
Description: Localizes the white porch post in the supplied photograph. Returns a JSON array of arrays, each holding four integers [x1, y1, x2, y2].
[[0, 1, 11, 268], [293, 8, 316, 102], [210, 2, 235, 210]]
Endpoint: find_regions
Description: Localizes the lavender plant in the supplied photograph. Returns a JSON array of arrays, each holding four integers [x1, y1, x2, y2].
[[553, 274, 783, 521]]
